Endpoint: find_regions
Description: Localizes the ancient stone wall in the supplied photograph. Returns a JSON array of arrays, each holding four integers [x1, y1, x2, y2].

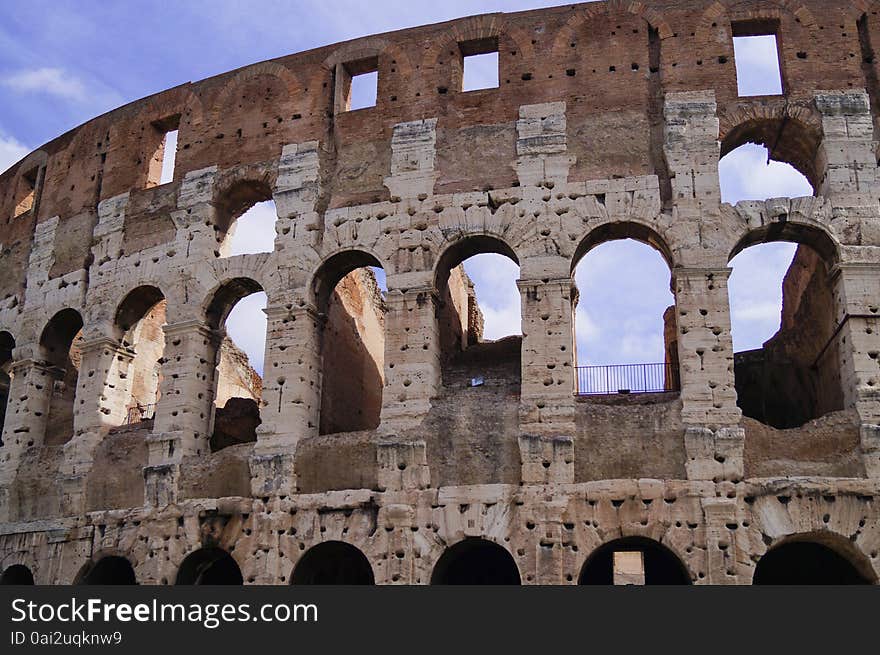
[[2, 0, 880, 585]]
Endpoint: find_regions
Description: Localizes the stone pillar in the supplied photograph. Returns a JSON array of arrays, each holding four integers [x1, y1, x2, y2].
[[250, 302, 323, 496], [0, 358, 56, 521], [518, 277, 576, 437], [673, 267, 743, 482], [145, 319, 219, 506], [663, 90, 720, 205], [829, 262, 880, 477], [815, 91, 879, 202], [515, 102, 574, 187], [379, 284, 441, 431], [384, 119, 438, 200]]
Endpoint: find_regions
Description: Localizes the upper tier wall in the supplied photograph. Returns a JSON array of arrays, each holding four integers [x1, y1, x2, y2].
[[0, 1, 876, 229]]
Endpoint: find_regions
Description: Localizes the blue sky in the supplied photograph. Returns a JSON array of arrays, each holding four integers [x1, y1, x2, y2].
[[0, 1, 813, 375]]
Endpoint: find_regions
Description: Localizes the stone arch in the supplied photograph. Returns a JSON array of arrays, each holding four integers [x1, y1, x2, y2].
[[0, 563, 34, 585], [430, 537, 521, 585], [552, 0, 674, 57], [432, 233, 519, 291], [210, 62, 303, 124], [175, 547, 243, 585], [114, 285, 167, 424], [719, 105, 823, 190], [39, 308, 84, 446], [290, 541, 374, 585], [422, 15, 535, 93], [571, 220, 674, 274], [310, 249, 385, 315], [310, 248, 386, 435], [0, 330, 15, 443], [212, 176, 277, 255], [752, 531, 877, 584], [728, 218, 839, 264], [74, 554, 137, 585], [578, 535, 692, 584], [203, 277, 266, 450]]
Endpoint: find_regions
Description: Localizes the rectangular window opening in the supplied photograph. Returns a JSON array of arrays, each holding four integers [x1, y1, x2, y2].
[[732, 21, 783, 97], [13, 167, 39, 218], [461, 37, 499, 91], [147, 115, 180, 187], [337, 57, 378, 113]]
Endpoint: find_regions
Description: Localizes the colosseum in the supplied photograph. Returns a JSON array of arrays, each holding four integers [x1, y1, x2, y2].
[[0, 0, 879, 586]]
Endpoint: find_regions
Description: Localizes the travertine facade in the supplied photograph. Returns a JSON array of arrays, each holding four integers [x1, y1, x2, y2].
[[1, 0, 880, 585]]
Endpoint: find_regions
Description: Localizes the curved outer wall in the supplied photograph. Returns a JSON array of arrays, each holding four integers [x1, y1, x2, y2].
[[1, 0, 880, 584]]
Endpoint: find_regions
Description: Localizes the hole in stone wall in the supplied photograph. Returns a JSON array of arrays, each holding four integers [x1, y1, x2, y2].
[[290, 541, 374, 584], [732, 23, 783, 96], [146, 115, 180, 187], [207, 279, 266, 451], [216, 180, 277, 257], [175, 547, 243, 584], [0, 564, 34, 585], [13, 166, 39, 217], [115, 286, 166, 426], [463, 52, 499, 91], [0, 331, 15, 446], [753, 540, 873, 584], [337, 57, 378, 113], [75, 556, 137, 585], [578, 537, 691, 584], [572, 235, 677, 395], [431, 538, 520, 584], [40, 308, 84, 446], [315, 251, 386, 435], [225, 200, 277, 256], [434, 237, 521, 389], [720, 141, 839, 428]]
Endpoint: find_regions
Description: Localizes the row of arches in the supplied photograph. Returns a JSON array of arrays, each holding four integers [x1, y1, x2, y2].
[[0, 215, 845, 452], [3, 533, 874, 585]]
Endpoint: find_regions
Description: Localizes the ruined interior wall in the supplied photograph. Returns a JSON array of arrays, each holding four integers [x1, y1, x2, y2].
[[85, 427, 148, 511], [735, 246, 842, 428], [742, 409, 864, 478], [179, 444, 252, 500], [575, 395, 686, 481], [43, 332, 82, 446], [215, 338, 262, 407], [127, 300, 166, 413], [319, 268, 385, 435], [438, 265, 476, 362]]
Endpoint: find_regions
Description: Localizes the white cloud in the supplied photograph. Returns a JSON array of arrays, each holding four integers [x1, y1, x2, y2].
[[462, 254, 521, 339], [0, 134, 29, 174], [733, 35, 783, 96], [3, 67, 87, 102]]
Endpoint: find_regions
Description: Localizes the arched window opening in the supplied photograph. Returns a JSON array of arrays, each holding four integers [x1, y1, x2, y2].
[[578, 537, 691, 585], [75, 555, 137, 585], [115, 286, 166, 426], [290, 541, 374, 585], [0, 564, 34, 585], [721, 139, 840, 428], [314, 251, 386, 436], [431, 538, 520, 585], [0, 331, 15, 445], [206, 279, 266, 452], [571, 229, 676, 396], [175, 547, 243, 585], [753, 540, 873, 585], [215, 180, 276, 257], [40, 309, 83, 446], [434, 237, 521, 389]]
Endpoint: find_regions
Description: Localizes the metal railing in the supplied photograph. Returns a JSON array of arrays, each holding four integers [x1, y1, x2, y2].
[[575, 363, 679, 395], [125, 403, 156, 425]]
